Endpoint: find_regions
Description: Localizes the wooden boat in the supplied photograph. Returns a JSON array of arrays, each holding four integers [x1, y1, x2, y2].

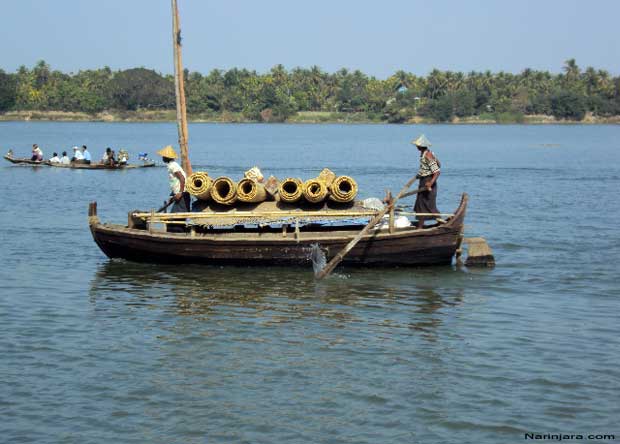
[[3, 154, 48, 165], [4, 154, 155, 169], [88, 194, 467, 266], [47, 161, 156, 170]]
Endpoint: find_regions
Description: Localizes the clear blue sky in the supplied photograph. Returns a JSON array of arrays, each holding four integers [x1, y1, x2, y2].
[[1, 0, 618, 78]]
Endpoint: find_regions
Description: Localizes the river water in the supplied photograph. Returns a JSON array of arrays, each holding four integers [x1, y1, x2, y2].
[[1, 122, 619, 443]]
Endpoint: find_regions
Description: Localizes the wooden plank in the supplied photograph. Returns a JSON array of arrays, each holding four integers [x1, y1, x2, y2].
[[464, 237, 495, 267], [132, 209, 380, 221]]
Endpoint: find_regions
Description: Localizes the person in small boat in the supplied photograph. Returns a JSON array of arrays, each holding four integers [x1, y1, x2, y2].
[[157, 145, 190, 215], [81, 145, 91, 164], [117, 149, 129, 165], [31, 144, 43, 161], [71, 146, 84, 163], [101, 147, 116, 165], [412, 134, 441, 228], [60, 151, 70, 164], [49, 152, 60, 163]]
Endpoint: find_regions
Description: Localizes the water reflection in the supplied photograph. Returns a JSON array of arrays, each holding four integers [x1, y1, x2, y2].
[[89, 261, 467, 340]]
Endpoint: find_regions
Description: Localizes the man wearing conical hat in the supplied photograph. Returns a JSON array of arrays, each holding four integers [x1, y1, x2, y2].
[[412, 134, 441, 228], [157, 145, 190, 218]]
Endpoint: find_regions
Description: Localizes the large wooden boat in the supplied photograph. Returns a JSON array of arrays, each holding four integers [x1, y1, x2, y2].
[[88, 194, 467, 266]]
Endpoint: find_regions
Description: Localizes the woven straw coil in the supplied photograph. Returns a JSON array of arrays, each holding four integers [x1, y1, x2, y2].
[[210, 176, 237, 205], [186, 172, 213, 200], [237, 178, 267, 203], [278, 177, 303, 203], [329, 176, 358, 203], [302, 178, 328, 203]]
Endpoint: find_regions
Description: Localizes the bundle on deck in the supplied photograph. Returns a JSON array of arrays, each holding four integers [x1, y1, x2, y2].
[[210, 176, 237, 205], [278, 178, 303, 203], [318, 168, 336, 186], [329, 176, 358, 203], [186, 172, 213, 200], [303, 178, 329, 203], [264, 175, 279, 198], [244, 166, 264, 183], [237, 178, 267, 203]]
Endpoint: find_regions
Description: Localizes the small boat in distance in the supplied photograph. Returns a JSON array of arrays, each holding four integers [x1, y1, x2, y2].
[[4, 153, 156, 169], [47, 160, 156, 170]]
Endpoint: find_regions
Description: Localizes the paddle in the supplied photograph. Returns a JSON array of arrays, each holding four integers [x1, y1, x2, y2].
[[314, 175, 426, 280], [157, 197, 175, 213]]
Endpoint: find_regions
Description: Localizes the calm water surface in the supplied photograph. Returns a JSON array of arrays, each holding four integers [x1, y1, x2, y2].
[[1, 122, 619, 443]]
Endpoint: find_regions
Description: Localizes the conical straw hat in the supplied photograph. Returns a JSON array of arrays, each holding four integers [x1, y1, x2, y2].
[[411, 134, 432, 148], [157, 145, 178, 159]]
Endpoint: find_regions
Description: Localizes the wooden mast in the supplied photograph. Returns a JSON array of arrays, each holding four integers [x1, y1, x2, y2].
[[171, 0, 192, 174]]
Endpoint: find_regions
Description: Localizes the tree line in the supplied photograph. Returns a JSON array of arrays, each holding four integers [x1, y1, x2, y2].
[[1, 59, 619, 122]]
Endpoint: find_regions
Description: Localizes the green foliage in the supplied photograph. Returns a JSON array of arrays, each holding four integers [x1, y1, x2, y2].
[[109, 68, 174, 110], [3, 60, 620, 122], [551, 90, 587, 120], [422, 96, 454, 122], [0, 70, 17, 111], [494, 111, 525, 124]]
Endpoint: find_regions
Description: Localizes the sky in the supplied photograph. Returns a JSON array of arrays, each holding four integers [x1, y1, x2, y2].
[[1, 0, 619, 78]]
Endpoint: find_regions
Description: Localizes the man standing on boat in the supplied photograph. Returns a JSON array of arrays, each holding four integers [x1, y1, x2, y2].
[[412, 134, 441, 228], [157, 145, 190, 214]]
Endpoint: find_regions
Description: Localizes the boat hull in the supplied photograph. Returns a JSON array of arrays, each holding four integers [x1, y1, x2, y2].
[[89, 194, 467, 267], [3, 155, 47, 165]]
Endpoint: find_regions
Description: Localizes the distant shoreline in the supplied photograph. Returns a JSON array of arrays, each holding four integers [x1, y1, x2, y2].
[[1, 110, 619, 125]]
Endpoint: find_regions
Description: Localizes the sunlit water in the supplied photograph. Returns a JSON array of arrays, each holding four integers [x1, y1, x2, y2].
[[1, 122, 619, 443]]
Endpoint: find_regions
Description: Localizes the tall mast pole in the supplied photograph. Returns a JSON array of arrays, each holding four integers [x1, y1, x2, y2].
[[171, 0, 192, 174]]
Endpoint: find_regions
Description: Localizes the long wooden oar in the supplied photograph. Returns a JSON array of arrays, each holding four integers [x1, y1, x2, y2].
[[157, 197, 175, 213], [315, 175, 425, 280]]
